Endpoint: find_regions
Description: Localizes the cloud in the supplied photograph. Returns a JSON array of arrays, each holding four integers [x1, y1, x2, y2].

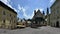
[[0, 0, 34, 19], [18, 4, 22, 11], [40, 9, 43, 11], [50, 0, 54, 2], [18, 4, 34, 19], [29, 11, 34, 19], [50, 0, 56, 3]]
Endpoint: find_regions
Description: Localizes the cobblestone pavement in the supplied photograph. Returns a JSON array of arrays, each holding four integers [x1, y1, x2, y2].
[[0, 26, 60, 34]]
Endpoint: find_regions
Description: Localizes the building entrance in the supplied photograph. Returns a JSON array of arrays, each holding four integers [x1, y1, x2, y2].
[[56, 21, 59, 27]]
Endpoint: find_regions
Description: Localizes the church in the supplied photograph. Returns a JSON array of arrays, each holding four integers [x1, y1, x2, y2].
[[31, 9, 47, 27], [48, 0, 60, 27]]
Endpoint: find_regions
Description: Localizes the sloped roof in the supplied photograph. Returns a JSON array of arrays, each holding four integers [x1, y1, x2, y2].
[[32, 9, 44, 19], [50, 0, 59, 8], [35, 9, 43, 17], [0, 1, 17, 14]]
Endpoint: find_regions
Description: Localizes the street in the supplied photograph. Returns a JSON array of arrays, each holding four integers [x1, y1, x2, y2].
[[0, 26, 60, 34]]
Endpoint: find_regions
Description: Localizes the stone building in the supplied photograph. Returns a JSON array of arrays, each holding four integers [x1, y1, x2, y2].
[[49, 0, 60, 27], [0, 1, 17, 29], [31, 9, 46, 27]]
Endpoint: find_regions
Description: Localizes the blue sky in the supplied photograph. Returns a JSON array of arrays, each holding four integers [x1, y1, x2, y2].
[[0, 0, 55, 19]]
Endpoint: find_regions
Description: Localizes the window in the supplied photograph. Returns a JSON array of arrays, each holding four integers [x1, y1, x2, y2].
[[3, 20, 5, 23], [10, 14, 11, 17], [57, 10, 59, 13], [14, 20, 15, 23], [10, 20, 11, 23], [14, 16, 15, 18], [57, 16, 59, 19], [3, 11, 5, 15], [23, 24, 24, 25]]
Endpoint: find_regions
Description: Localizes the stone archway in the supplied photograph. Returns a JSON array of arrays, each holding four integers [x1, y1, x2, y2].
[[56, 21, 59, 27]]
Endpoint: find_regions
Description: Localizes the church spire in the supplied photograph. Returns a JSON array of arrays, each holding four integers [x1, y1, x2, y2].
[[47, 8, 49, 15], [43, 11, 45, 15]]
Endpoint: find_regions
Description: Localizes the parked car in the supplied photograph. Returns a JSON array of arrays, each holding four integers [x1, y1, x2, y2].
[[17, 23, 26, 28]]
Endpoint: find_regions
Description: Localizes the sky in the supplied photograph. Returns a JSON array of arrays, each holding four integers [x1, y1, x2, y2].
[[0, 0, 55, 19]]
